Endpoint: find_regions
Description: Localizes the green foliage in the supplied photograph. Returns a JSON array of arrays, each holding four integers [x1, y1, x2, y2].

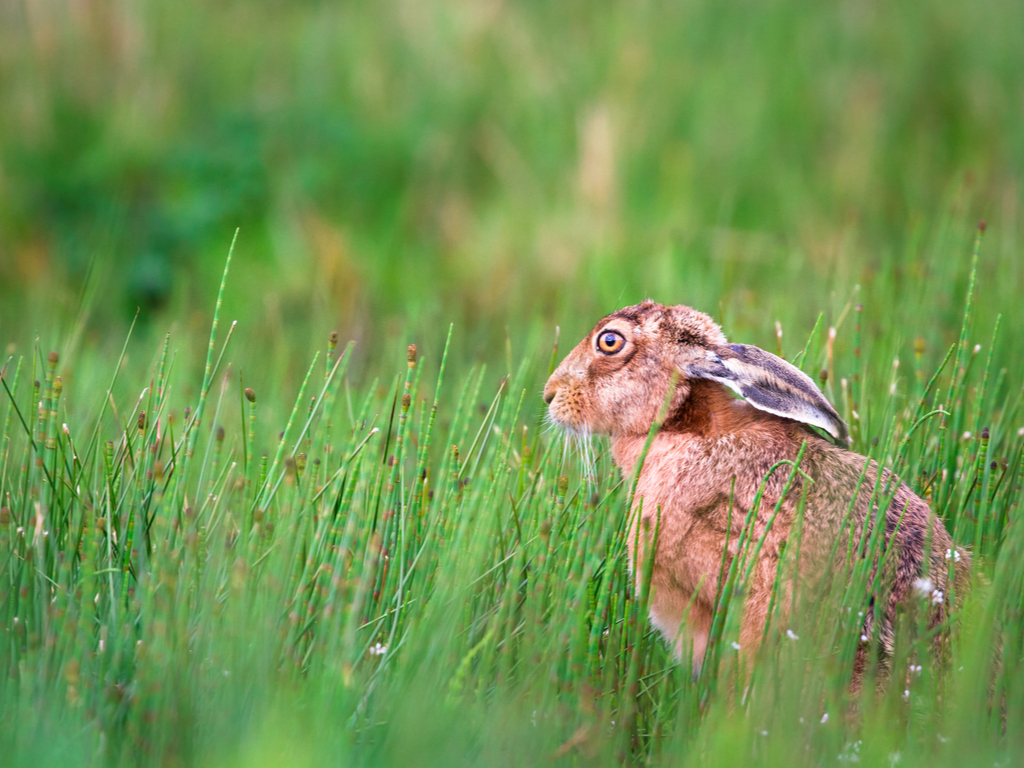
[[1, 0, 1022, 357]]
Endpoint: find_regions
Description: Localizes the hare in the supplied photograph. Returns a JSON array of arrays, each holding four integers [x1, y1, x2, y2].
[[544, 300, 970, 677]]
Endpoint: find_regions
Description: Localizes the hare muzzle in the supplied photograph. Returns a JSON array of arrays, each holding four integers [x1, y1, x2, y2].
[[543, 370, 590, 433]]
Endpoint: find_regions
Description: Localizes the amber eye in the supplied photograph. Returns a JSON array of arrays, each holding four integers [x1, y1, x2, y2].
[[596, 330, 626, 354]]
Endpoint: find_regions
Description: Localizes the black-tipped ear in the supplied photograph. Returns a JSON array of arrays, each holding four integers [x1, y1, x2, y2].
[[687, 344, 850, 444]]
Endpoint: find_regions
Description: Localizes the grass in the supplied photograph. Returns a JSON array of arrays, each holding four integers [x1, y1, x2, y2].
[[1, 225, 1022, 767], [1, 0, 1023, 765]]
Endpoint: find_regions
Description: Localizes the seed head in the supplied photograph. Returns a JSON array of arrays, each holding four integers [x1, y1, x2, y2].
[[407, 344, 417, 367], [47, 351, 59, 366], [244, 388, 256, 404], [329, 331, 339, 350]]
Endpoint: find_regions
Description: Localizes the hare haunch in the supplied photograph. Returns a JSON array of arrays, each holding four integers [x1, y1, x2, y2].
[[544, 301, 969, 674]]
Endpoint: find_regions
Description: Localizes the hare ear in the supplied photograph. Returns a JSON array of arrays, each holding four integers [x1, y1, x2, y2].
[[687, 344, 850, 444]]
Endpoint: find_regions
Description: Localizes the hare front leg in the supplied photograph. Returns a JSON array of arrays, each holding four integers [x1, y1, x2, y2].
[[648, 584, 713, 677], [737, 550, 787, 653]]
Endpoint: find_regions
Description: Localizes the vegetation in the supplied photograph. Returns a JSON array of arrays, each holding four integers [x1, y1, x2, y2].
[[1, 1, 1022, 766]]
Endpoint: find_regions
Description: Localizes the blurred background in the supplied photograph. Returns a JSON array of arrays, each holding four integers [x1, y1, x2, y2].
[[0, 0, 1021, 389]]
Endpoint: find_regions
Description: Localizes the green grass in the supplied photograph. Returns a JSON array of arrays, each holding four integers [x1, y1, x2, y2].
[[2, 230, 1022, 767], [2, 0, 1024, 765]]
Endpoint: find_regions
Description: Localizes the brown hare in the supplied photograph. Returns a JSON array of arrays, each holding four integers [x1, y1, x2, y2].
[[543, 300, 969, 677]]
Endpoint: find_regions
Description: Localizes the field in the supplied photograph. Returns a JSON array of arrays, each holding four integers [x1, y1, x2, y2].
[[1, 1, 1023, 766]]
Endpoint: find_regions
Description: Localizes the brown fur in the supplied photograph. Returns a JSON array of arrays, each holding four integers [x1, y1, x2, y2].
[[544, 301, 970, 677]]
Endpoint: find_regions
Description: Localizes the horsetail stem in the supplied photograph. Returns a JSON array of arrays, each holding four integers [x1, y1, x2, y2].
[[937, 221, 983, 511], [179, 230, 236, 499]]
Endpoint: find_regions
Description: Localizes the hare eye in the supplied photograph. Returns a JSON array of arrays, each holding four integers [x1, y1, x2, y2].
[[597, 330, 626, 355]]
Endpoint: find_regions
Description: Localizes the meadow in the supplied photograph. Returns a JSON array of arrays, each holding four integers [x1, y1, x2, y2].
[[2, 1, 1023, 766]]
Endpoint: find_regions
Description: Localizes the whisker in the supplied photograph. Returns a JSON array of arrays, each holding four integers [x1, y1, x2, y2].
[[541, 406, 597, 491]]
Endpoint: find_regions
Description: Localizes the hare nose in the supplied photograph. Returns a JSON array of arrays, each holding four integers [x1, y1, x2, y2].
[[543, 389, 555, 405]]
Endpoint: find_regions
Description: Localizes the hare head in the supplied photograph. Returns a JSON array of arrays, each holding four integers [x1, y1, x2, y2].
[[543, 300, 848, 443]]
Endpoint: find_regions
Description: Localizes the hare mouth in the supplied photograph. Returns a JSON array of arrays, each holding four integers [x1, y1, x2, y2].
[[545, 395, 591, 436]]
